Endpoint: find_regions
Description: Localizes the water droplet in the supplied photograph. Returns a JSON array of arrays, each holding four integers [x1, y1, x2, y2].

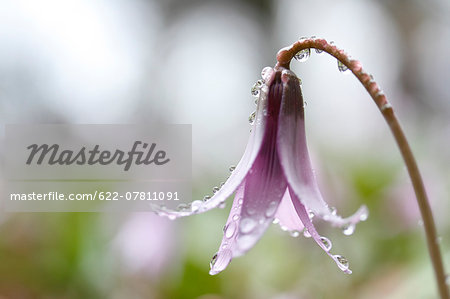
[[224, 221, 237, 238], [248, 111, 256, 125], [315, 48, 323, 54], [303, 228, 311, 238], [280, 225, 288, 231], [210, 253, 218, 269], [308, 211, 315, 219], [320, 236, 332, 251], [219, 202, 226, 209], [334, 255, 349, 271], [229, 165, 236, 172], [168, 214, 176, 220], [191, 200, 203, 212], [238, 199, 243, 205], [240, 218, 256, 233], [298, 36, 307, 41], [342, 224, 355, 236], [203, 195, 211, 201], [265, 201, 278, 217], [329, 206, 337, 216], [290, 230, 300, 237], [359, 207, 369, 221], [251, 87, 260, 97], [272, 218, 280, 224], [213, 186, 220, 194], [246, 206, 256, 215], [232, 214, 239, 221], [261, 67, 273, 82], [177, 203, 190, 211], [294, 48, 311, 62], [337, 60, 349, 72], [298, 78, 303, 85]]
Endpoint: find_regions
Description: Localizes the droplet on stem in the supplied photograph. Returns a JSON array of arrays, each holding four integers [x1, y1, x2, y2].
[[337, 60, 349, 72], [294, 48, 311, 62]]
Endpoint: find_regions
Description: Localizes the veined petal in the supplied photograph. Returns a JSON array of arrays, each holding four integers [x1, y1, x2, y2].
[[154, 71, 275, 219], [276, 69, 330, 216], [274, 189, 305, 233], [210, 73, 287, 275], [276, 68, 368, 230], [289, 187, 353, 274]]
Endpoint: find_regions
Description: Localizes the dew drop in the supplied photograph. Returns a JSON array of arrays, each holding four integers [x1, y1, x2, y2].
[[315, 48, 323, 54], [329, 206, 337, 216], [191, 200, 203, 212], [240, 218, 257, 234], [168, 214, 176, 221], [251, 87, 260, 97], [308, 211, 315, 219], [210, 253, 218, 269], [294, 48, 311, 62], [290, 230, 300, 237], [238, 199, 243, 205], [272, 218, 280, 224], [320, 236, 332, 251], [177, 203, 190, 211], [280, 225, 288, 231], [232, 214, 240, 221], [342, 224, 355, 236], [219, 202, 226, 209], [203, 195, 211, 201], [265, 201, 278, 217], [248, 111, 256, 125], [337, 60, 349, 72], [229, 165, 236, 172], [213, 186, 220, 194], [261, 67, 273, 82], [303, 228, 311, 238], [334, 255, 349, 271], [224, 221, 237, 238], [359, 207, 369, 221]]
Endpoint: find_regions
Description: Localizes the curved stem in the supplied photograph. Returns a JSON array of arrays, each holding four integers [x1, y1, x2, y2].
[[276, 38, 449, 299]]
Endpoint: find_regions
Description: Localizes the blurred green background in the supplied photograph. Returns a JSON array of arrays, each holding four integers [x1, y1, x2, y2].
[[1, 0, 449, 298]]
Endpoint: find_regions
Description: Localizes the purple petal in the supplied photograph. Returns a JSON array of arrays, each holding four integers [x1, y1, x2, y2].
[[274, 189, 305, 233], [289, 187, 353, 274], [210, 76, 287, 274], [154, 71, 275, 220], [276, 69, 368, 229]]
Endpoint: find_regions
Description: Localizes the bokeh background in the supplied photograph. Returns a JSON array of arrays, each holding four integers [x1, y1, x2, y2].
[[1, 0, 449, 298]]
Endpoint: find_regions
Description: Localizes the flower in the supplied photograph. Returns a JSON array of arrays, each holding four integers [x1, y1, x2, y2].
[[155, 65, 368, 275]]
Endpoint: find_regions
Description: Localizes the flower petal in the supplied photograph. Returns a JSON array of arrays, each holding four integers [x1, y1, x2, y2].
[[274, 188, 305, 233], [154, 76, 272, 219], [289, 187, 353, 274], [276, 69, 368, 230], [210, 83, 287, 274]]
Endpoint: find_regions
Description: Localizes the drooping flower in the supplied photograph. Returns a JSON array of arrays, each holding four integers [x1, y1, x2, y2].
[[155, 65, 368, 275]]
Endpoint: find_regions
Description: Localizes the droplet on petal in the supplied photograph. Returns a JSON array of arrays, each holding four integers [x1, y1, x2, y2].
[[261, 67, 273, 82], [303, 228, 311, 238], [209, 249, 232, 275], [342, 224, 355, 236], [229, 165, 236, 172], [203, 195, 211, 201], [320, 236, 332, 252], [224, 221, 237, 238], [290, 230, 300, 237], [219, 202, 226, 209], [359, 206, 369, 221], [334, 255, 350, 272], [239, 218, 257, 234], [248, 111, 256, 125], [210, 253, 218, 269], [232, 214, 240, 221], [265, 201, 278, 217], [191, 200, 203, 212], [294, 48, 311, 62], [213, 186, 220, 194], [337, 60, 349, 72]]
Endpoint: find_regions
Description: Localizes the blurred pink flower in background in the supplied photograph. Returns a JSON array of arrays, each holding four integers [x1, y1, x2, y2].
[[112, 213, 178, 277]]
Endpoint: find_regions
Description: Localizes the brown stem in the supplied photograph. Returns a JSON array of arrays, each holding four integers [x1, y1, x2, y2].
[[276, 38, 449, 299]]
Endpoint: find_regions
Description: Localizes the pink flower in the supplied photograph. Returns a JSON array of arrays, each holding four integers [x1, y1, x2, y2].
[[156, 66, 368, 275]]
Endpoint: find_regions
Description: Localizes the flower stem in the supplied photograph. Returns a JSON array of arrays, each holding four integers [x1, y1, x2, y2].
[[276, 38, 449, 299]]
